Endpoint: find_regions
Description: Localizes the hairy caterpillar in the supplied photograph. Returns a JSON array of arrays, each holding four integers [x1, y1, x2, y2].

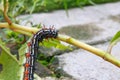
[[23, 27, 58, 80]]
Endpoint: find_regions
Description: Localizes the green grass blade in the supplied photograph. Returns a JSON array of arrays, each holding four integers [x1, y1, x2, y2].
[[107, 31, 120, 53]]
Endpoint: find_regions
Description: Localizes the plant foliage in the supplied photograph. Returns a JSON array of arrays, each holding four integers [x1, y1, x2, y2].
[[0, 39, 20, 80], [107, 31, 120, 53]]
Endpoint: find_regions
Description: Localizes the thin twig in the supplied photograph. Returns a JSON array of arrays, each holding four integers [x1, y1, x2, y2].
[[57, 34, 120, 67], [0, 22, 120, 68], [3, 0, 12, 25]]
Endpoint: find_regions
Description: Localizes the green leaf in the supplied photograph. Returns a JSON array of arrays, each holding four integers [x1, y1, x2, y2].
[[107, 31, 120, 53], [0, 39, 18, 63], [63, 0, 69, 17], [0, 51, 20, 80], [88, 0, 96, 5], [39, 60, 48, 66], [41, 38, 72, 50], [0, 39, 20, 80], [30, 0, 39, 14], [110, 31, 120, 45]]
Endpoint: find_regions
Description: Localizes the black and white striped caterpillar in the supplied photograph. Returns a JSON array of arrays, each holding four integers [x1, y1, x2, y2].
[[23, 27, 58, 80]]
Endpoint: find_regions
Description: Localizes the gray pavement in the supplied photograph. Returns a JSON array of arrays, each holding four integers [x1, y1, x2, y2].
[[18, 2, 120, 80], [18, 2, 120, 29]]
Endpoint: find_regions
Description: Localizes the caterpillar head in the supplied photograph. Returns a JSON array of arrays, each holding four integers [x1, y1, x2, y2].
[[37, 27, 58, 41]]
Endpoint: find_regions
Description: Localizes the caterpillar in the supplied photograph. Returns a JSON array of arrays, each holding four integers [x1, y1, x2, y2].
[[23, 27, 58, 80]]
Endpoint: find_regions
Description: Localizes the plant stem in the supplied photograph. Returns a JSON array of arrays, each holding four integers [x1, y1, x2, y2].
[[0, 22, 120, 67], [0, 23, 38, 34], [3, 0, 12, 25], [13, 29, 32, 36], [57, 34, 120, 67]]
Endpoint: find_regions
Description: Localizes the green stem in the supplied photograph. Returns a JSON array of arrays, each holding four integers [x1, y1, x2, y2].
[[57, 34, 120, 67], [3, 0, 12, 25], [0, 22, 120, 67], [0, 23, 39, 34]]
